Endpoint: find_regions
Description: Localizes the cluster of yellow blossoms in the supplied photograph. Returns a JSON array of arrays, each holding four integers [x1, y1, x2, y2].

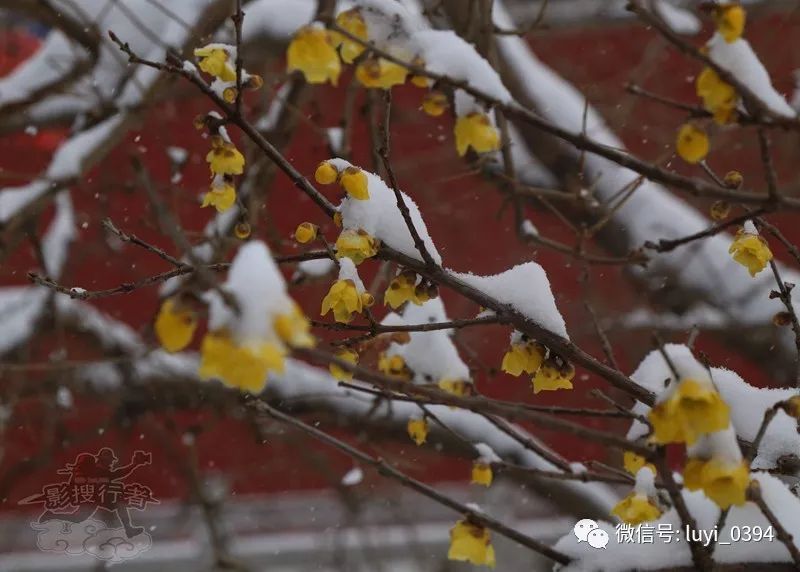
[[202, 135, 245, 212], [315, 160, 370, 200], [286, 9, 500, 158], [384, 270, 436, 309], [729, 225, 773, 277], [501, 338, 574, 394], [675, 5, 745, 164], [646, 376, 751, 509]]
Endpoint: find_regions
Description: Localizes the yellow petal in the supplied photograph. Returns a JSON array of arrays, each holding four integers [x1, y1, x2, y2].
[[201, 182, 237, 213], [448, 520, 496, 568], [715, 5, 746, 43], [611, 493, 661, 525], [340, 166, 369, 200], [329, 348, 358, 381], [355, 57, 407, 89], [198, 332, 285, 393], [407, 418, 428, 445], [729, 232, 773, 277]]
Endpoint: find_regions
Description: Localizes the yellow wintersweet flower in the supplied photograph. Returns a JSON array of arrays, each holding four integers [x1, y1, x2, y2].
[[331, 9, 368, 64], [676, 124, 709, 164], [234, 222, 251, 240], [471, 462, 493, 487], [207, 140, 245, 176], [198, 331, 285, 393], [439, 378, 473, 397], [273, 304, 315, 348], [696, 67, 737, 125], [729, 231, 773, 277], [154, 298, 197, 353], [194, 46, 236, 82], [500, 342, 544, 377], [648, 379, 730, 445], [623, 451, 655, 476], [340, 166, 369, 200], [287, 26, 341, 85], [315, 161, 339, 185], [201, 180, 237, 213], [330, 348, 358, 381], [407, 417, 428, 445], [335, 229, 378, 264], [384, 273, 418, 309], [611, 493, 661, 525], [532, 365, 574, 394], [422, 91, 448, 117], [355, 57, 408, 89], [378, 352, 411, 380], [294, 222, 318, 244], [715, 4, 746, 43], [321, 279, 363, 323], [448, 520, 496, 568], [684, 458, 749, 509], [454, 112, 500, 156]]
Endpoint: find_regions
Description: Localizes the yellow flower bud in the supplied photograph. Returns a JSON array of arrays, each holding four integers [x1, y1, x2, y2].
[[710, 201, 731, 221], [154, 298, 197, 353], [471, 462, 493, 487], [223, 87, 237, 103], [315, 161, 339, 185], [723, 170, 743, 189], [422, 91, 448, 117], [407, 418, 428, 445], [715, 4, 746, 43], [360, 292, 375, 307], [234, 222, 251, 239], [245, 74, 263, 90], [340, 166, 369, 200], [294, 222, 318, 244], [676, 123, 709, 164]]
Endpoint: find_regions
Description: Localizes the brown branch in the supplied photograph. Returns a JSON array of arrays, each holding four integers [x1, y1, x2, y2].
[[748, 480, 800, 567], [252, 401, 572, 565]]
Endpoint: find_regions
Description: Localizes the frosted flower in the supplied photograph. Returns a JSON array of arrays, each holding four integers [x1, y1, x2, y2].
[[194, 45, 236, 82], [648, 379, 730, 445], [199, 332, 285, 393], [321, 279, 363, 323], [335, 229, 378, 265], [611, 493, 661, 525], [684, 457, 749, 509]]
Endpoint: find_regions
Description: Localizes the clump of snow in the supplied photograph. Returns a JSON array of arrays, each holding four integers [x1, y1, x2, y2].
[[450, 263, 568, 339], [712, 367, 800, 470], [341, 466, 364, 486], [207, 241, 293, 344], [337, 257, 366, 293], [651, 0, 701, 35], [243, 0, 316, 41], [381, 297, 470, 383], [40, 192, 76, 278], [707, 33, 797, 119], [687, 425, 742, 466], [412, 30, 512, 105], [327, 158, 442, 265], [474, 442, 501, 464], [295, 258, 335, 279]]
